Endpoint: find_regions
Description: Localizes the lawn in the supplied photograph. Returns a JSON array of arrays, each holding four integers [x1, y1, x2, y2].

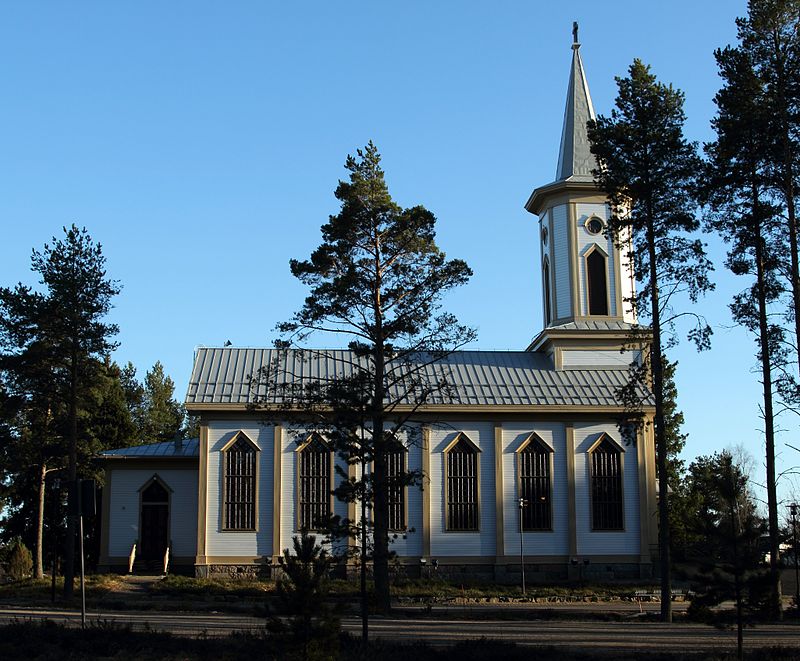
[[0, 575, 125, 603], [150, 574, 663, 601], [0, 572, 668, 608]]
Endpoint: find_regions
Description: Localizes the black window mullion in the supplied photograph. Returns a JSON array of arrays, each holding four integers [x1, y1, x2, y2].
[[446, 439, 478, 531], [519, 441, 551, 531], [299, 438, 330, 531], [224, 438, 256, 530], [591, 440, 622, 531]]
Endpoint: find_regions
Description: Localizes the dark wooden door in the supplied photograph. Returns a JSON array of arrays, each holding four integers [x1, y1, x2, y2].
[[140, 480, 169, 568]]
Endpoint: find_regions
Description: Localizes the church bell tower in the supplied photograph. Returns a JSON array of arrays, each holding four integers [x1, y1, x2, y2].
[[524, 25, 640, 365], [525, 24, 636, 334]]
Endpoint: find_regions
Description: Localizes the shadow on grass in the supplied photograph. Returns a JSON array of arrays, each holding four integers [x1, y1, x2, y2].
[[0, 620, 798, 661]]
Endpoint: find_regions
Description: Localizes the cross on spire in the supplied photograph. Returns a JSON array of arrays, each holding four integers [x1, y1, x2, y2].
[[572, 21, 579, 45]]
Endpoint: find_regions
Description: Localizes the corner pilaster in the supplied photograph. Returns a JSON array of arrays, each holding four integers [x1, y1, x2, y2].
[[195, 421, 209, 566], [272, 424, 283, 564], [565, 424, 577, 558], [494, 422, 504, 559], [422, 426, 431, 558]]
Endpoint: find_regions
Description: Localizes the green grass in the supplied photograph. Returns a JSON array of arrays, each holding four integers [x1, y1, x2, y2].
[[148, 574, 276, 599], [0, 573, 665, 614], [346, 577, 662, 601], [0, 575, 125, 601], [0, 573, 661, 602]]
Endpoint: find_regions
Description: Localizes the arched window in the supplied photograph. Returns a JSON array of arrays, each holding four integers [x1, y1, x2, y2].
[[543, 258, 552, 326], [517, 434, 552, 531], [386, 439, 407, 532], [445, 434, 479, 531], [298, 435, 331, 531], [223, 432, 258, 531], [586, 249, 609, 316], [590, 435, 624, 531]]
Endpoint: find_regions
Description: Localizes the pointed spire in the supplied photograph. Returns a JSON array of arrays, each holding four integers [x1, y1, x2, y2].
[[555, 23, 597, 182]]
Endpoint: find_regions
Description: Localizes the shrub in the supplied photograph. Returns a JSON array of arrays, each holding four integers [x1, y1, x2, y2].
[[268, 530, 340, 660], [8, 539, 33, 581]]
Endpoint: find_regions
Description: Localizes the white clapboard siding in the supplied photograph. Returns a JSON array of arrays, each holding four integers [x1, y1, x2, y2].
[[573, 422, 640, 555], [108, 468, 197, 557], [619, 225, 637, 323], [207, 421, 274, 557], [429, 422, 496, 557], [386, 428, 423, 557], [576, 203, 617, 317], [327, 427, 424, 558], [561, 350, 639, 369], [502, 422, 569, 556], [280, 427, 304, 554], [278, 427, 349, 555], [552, 205, 572, 319]]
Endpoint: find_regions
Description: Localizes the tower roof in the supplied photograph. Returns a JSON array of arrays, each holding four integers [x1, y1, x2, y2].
[[555, 26, 597, 183]]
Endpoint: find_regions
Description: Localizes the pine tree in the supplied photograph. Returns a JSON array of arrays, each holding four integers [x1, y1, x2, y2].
[[119, 361, 146, 441], [268, 531, 340, 658], [703, 42, 785, 618], [662, 357, 690, 555], [257, 142, 475, 616], [682, 451, 768, 658], [0, 288, 65, 579], [735, 1, 800, 385], [27, 225, 119, 598], [140, 361, 184, 443], [588, 61, 714, 622]]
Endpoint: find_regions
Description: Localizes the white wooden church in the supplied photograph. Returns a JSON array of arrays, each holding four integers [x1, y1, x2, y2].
[[99, 34, 658, 581]]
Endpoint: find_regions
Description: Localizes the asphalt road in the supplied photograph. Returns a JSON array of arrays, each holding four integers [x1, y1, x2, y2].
[[1, 607, 798, 653]]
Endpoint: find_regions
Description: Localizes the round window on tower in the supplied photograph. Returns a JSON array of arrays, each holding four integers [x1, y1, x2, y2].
[[585, 216, 604, 235], [541, 226, 548, 247]]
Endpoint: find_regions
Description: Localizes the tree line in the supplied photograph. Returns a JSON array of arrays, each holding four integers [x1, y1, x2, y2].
[[0, 226, 193, 594], [588, 0, 800, 625]]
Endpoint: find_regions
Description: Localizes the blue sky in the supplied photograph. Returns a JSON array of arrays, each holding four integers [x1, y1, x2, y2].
[[1, 2, 797, 508]]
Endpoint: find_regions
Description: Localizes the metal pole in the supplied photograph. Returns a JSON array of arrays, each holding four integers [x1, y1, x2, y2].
[[359, 424, 368, 645], [518, 498, 526, 596], [51, 478, 59, 603], [79, 514, 86, 629], [791, 503, 799, 607]]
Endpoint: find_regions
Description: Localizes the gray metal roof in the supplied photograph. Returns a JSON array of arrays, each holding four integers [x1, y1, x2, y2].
[[186, 347, 649, 409], [101, 439, 199, 459], [548, 320, 640, 332]]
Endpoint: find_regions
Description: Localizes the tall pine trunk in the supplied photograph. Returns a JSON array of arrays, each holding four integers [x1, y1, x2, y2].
[[753, 180, 781, 618], [767, 24, 795, 617], [646, 211, 672, 623], [360, 455, 368, 642], [372, 415, 390, 612], [34, 463, 47, 579], [371, 227, 391, 614], [729, 473, 743, 661], [63, 348, 78, 599]]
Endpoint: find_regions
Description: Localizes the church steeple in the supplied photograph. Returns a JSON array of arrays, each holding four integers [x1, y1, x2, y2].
[[555, 22, 597, 183], [525, 25, 637, 344]]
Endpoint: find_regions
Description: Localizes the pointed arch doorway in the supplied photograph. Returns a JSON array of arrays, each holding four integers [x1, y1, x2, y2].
[[139, 477, 170, 569]]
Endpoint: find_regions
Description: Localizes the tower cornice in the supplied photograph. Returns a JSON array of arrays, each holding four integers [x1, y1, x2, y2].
[[525, 179, 600, 216]]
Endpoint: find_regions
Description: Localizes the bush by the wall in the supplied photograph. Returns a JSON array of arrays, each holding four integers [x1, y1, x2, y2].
[[8, 539, 33, 581]]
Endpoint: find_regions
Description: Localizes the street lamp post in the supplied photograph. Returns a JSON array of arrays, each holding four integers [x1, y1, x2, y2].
[[50, 476, 60, 604], [518, 497, 526, 596], [791, 503, 799, 608]]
